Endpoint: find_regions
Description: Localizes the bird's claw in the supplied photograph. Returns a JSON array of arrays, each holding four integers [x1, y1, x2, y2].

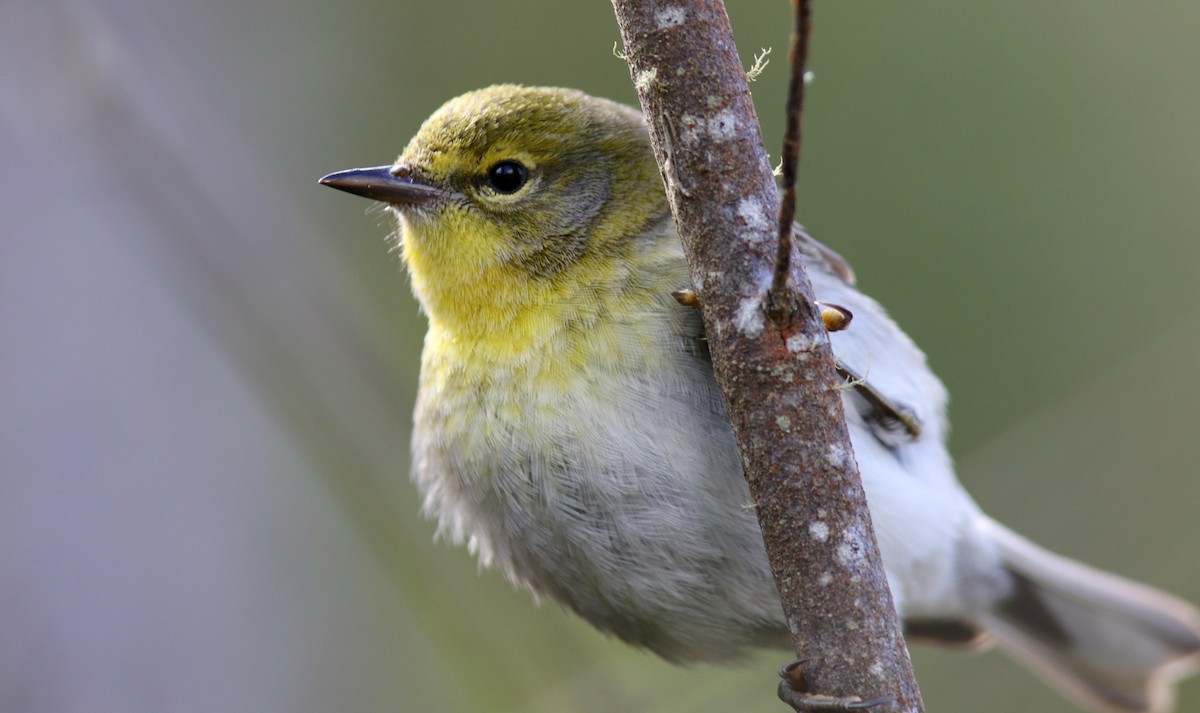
[[777, 660, 896, 712]]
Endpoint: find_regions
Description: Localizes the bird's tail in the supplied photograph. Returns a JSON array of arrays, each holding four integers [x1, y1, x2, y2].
[[976, 517, 1200, 712]]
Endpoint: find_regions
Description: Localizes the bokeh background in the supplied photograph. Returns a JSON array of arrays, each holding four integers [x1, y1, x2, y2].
[[3, 1, 1199, 712]]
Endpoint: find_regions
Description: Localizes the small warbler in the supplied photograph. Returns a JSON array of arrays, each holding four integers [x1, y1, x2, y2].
[[321, 85, 1200, 712]]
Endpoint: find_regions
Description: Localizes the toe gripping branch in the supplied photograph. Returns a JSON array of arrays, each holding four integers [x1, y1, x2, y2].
[[778, 660, 896, 712]]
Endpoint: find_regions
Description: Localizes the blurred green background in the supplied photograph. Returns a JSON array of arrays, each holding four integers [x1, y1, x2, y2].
[[3, 1, 1199, 712]]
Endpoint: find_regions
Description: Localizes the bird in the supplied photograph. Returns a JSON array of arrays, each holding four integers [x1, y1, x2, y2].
[[320, 84, 1200, 712]]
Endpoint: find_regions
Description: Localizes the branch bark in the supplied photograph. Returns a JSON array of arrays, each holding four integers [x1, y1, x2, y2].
[[610, 2, 924, 710]]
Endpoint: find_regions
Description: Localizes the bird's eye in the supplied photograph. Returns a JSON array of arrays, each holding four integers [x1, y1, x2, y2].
[[485, 160, 529, 194]]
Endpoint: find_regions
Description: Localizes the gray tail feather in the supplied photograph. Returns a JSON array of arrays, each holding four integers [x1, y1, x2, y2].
[[976, 517, 1200, 713]]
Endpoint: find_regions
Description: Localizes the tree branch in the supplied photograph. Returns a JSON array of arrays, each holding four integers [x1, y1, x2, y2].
[[610, 2, 924, 710]]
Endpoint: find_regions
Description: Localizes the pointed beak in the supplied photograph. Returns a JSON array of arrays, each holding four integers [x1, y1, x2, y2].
[[318, 165, 451, 206]]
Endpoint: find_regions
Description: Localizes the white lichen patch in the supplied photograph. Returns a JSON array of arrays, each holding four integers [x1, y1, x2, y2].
[[677, 109, 741, 145], [786, 332, 817, 353], [678, 114, 702, 144], [776, 414, 791, 433], [736, 295, 764, 338], [634, 67, 657, 92], [818, 571, 833, 586], [808, 521, 829, 542], [827, 442, 848, 468], [707, 108, 739, 140], [655, 6, 686, 28], [835, 528, 867, 568], [869, 661, 885, 679], [772, 368, 794, 384], [736, 196, 768, 232]]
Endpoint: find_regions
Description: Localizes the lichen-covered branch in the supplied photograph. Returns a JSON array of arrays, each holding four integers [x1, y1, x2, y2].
[[610, 2, 924, 710]]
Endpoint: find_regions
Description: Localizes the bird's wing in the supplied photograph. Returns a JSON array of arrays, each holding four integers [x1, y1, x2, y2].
[[795, 223, 856, 286], [794, 225, 922, 443]]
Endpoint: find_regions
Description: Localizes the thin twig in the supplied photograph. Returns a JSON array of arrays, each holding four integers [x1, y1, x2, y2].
[[769, 0, 814, 321]]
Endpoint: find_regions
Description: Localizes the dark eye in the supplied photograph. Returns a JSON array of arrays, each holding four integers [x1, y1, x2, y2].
[[485, 160, 528, 194]]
